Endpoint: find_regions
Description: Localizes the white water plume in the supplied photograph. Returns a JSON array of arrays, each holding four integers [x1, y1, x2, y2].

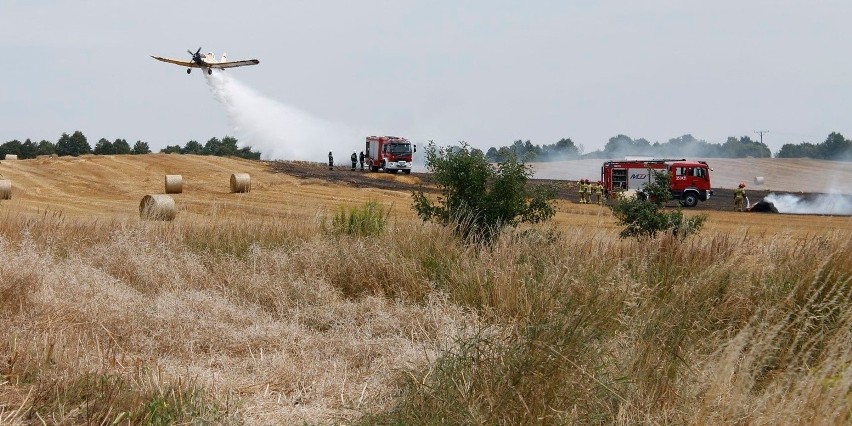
[[204, 71, 360, 161], [763, 193, 852, 215]]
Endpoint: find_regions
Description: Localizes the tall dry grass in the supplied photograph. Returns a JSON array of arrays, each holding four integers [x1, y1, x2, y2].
[[0, 208, 850, 424]]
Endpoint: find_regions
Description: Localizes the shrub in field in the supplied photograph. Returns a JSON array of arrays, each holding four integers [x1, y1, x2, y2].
[[609, 170, 706, 239], [412, 142, 555, 244], [329, 200, 390, 237]]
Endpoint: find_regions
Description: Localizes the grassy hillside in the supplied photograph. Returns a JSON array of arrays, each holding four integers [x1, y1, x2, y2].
[[0, 155, 850, 424]]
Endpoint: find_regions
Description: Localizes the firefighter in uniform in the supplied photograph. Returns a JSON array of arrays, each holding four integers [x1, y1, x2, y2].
[[359, 151, 365, 171], [594, 180, 604, 205], [578, 179, 586, 204], [584, 179, 592, 204], [328, 151, 333, 170], [351, 152, 357, 170], [734, 182, 746, 211]]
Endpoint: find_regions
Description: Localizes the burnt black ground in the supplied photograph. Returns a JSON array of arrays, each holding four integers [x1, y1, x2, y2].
[[267, 161, 832, 213]]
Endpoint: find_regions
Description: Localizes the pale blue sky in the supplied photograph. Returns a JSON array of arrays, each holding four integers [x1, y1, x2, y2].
[[1, 0, 850, 157]]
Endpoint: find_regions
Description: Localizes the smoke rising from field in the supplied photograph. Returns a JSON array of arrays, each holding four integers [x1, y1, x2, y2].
[[763, 193, 852, 215], [204, 72, 360, 161]]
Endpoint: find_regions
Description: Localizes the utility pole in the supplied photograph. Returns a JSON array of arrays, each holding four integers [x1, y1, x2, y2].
[[754, 130, 769, 145]]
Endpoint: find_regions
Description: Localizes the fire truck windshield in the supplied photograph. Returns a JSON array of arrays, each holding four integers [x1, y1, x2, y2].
[[387, 144, 412, 155]]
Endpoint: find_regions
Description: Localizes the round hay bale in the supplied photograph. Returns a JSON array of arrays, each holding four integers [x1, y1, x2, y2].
[[164, 174, 183, 194], [230, 173, 251, 193], [0, 180, 10, 200], [3, 154, 17, 161], [754, 176, 765, 185], [139, 194, 176, 221]]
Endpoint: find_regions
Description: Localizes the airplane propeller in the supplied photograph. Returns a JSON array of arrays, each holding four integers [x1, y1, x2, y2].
[[187, 47, 202, 61]]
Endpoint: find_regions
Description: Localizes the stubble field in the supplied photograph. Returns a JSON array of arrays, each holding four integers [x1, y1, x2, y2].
[[0, 154, 850, 424]]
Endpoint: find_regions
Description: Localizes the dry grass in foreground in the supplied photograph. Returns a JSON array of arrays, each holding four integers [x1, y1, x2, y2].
[[0, 207, 850, 424]]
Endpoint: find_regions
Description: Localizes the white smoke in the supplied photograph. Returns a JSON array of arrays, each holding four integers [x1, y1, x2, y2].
[[204, 71, 360, 161], [763, 193, 852, 215]]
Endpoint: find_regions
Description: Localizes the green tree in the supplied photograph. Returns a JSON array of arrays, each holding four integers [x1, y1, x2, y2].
[[609, 170, 706, 239], [131, 141, 151, 154], [412, 142, 555, 243], [777, 142, 813, 158], [93, 138, 115, 155], [237, 146, 261, 160], [1, 140, 22, 158], [776, 132, 852, 160], [203, 137, 223, 155], [721, 136, 771, 158], [161, 144, 182, 154], [220, 136, 240, 156], [820, 132, 851, 159], [113, 139, 131, 154], [182, 140, 204, 154], [56, 131, 91, 157], [55, 133, 72, 156], [37, 140, 56, 156], [485, 147, 500, 162], [70, 131, 91, 156], [19, 139, 37, 159], [542, 137, 580, 159]]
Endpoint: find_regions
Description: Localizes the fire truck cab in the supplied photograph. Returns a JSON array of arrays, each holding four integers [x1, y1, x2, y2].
[[601, 159, 713, 207], [365, 136, 416, 174]]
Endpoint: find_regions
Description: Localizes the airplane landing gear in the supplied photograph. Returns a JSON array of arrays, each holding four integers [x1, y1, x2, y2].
[[187, 68, 191, 74], [207, 68, 212, 75]]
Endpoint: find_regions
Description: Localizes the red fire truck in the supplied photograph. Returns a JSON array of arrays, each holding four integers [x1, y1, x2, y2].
[[601, 158, 713, 207], [365, 136, 416, 174]]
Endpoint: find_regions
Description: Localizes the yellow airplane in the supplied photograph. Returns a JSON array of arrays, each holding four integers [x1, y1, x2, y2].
[[151, 47, 259, 75]]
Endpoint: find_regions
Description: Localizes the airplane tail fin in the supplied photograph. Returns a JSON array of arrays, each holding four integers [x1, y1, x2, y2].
[[222, 52, 227, 63]]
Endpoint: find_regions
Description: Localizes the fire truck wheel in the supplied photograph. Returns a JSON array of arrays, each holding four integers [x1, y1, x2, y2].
[[681, 193, 699, 207], [403, 169, 411, 174], [371, 166, 379, 172]]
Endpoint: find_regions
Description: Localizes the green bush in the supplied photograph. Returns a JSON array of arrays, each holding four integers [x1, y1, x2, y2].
[[609, 170, 706, 239], [412, 142, 555, 244], [330, 200, 390, 237]]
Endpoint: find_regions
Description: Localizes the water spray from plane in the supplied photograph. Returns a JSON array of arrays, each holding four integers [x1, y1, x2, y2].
[[204, 71, 360, 161]]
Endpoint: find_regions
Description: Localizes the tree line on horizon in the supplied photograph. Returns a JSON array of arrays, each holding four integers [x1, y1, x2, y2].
[[160, 137, 261, 159], [0, 131, 261, 160], [484, 132, 852, 162], [5, 131, 849, 163]]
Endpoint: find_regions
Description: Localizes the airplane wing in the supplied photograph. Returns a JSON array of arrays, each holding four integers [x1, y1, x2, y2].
[[151, 56, 202, 68], [209, 59, 260, 69]]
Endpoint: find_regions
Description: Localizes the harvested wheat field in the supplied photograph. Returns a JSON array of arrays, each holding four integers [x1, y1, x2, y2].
[[0, 154, 851, 424]]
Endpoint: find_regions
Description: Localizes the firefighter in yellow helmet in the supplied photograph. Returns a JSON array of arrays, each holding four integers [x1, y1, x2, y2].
[[586, 179, 592, 204], [578, 179, 586, 204], [594, 180, 604, 205], [734, 182, 746, 211]]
